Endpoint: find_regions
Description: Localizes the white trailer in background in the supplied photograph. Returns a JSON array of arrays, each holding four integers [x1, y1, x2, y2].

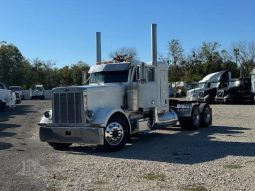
[[39, 24, 213, 151]]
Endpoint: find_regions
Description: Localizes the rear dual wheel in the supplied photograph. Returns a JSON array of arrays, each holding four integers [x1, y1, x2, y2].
[[179, 105, 201, 130], [179, 104, 212, 130], [199, 103, 212, 127]]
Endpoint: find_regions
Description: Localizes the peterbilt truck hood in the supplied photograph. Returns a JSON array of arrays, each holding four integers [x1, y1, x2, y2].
[[52, 84, 126, 111], [84, 84, 125, 111]]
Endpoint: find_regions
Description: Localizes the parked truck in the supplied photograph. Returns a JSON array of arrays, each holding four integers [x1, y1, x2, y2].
[[0, 82, 16, 111], [197, 71, 230, 103], [187, 71, 230, 102], [39, 24, 213, 151], [30, 84, 45, 100], [215, 78, 254, 103], [9, 86, 23, 104]]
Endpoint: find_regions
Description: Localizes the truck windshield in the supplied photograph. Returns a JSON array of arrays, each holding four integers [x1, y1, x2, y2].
[[198, 83, 206, 88], [35, 87, 44, 91], [90, 70, 129, 84]]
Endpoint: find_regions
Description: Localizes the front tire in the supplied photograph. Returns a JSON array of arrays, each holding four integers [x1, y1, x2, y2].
[[48, 142, 72, 150], [103, 116, 129, 152]]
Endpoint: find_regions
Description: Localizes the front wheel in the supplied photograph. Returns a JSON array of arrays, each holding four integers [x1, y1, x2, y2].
[[47, 142, 72, 150], [103, 116, 129, 152]]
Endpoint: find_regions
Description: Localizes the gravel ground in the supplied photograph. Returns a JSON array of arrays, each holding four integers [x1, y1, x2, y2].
[[0, 100, 255, 191]]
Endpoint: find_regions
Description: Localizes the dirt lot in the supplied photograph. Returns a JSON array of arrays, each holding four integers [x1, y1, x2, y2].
[[0, 100, 255, 191]]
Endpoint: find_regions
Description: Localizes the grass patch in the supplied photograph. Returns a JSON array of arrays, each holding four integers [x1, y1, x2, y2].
[[223, 163, 242, 169], [182, 184, 208, 191], [143, 172, 166, 181]]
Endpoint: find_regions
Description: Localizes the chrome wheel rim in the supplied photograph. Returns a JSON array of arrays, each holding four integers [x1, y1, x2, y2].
[[105, 122, 124, 146]]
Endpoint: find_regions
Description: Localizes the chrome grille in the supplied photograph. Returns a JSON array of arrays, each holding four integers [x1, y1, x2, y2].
[[217, 90, 224, 98], [198, 91, 204, 98], [53, 92, 83, 124]]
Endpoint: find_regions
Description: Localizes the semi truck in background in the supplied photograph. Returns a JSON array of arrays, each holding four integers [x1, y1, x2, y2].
[[215, 78, 254, 104], [186, 71, 231, 102], [38, 24, 213, 151], [197, 71, 231, 103]]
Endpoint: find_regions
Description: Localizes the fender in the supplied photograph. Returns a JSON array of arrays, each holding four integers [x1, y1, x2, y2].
[[92, 108, 131, 132]]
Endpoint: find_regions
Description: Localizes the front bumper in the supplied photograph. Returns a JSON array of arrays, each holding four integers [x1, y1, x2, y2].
[[215, 97, 229, 103], [39, 125, 104, 145]]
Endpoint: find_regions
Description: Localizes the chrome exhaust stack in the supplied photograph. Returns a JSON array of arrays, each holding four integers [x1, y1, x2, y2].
[[151, 24, 157, 66], [96, 32, 101, 64]]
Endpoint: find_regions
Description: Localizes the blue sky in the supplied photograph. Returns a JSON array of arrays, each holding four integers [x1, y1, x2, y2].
[[1, 0, 255, 67]]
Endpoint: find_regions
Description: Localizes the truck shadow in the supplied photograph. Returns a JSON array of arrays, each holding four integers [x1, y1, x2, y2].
[[0, 104, 34, 122], [0, 103, 34, 150], [67, 125, 255, 164]]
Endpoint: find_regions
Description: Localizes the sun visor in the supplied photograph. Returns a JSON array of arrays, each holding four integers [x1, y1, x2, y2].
[[88, 63, 131, 73]]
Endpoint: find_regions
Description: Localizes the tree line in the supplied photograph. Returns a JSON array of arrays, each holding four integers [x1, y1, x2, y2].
[[166, 40, 255, 82], [1, 40, 255, 90], [0, 43, 89, 89]]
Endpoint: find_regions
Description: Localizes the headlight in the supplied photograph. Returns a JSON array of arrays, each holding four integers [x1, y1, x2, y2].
[[44, 110, 52, 119], [86, 110, 95, 122]]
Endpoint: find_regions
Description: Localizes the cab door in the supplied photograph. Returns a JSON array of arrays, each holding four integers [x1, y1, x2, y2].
[[132, 66, 157, 111]]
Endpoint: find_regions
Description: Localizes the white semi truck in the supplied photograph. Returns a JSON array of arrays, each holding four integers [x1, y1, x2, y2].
[[186, 71, 230, 102], [0, 82, 16, 111], [39, 24, 212, 151]]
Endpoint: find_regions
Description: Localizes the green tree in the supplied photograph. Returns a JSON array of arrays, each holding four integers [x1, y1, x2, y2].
[[232, 41, 255, 77], [0, 43, 25, 86], [109, 47, 138, 62], [168, 39, 184, 82], [70, 61, 90, 85]]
